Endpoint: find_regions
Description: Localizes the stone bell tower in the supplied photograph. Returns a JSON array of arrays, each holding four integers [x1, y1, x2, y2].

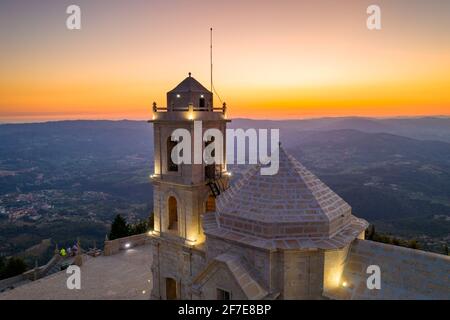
[[149, 73, 230, 300]]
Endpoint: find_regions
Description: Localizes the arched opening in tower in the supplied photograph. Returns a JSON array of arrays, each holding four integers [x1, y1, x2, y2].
[[167, 137, 178, 172], [168, 196, 178, 231], [205, 137, 217, 180]]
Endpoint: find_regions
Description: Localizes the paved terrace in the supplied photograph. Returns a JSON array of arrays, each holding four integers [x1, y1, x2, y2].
[[0, 244, 153, 300]]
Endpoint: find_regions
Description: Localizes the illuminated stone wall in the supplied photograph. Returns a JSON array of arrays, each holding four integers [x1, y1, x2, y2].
[[150, 237, 206, 300], [327, 239, 450, 300]]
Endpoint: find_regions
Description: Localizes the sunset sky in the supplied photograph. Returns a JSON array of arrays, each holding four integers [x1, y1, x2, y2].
[[1, 0, 450, 122]]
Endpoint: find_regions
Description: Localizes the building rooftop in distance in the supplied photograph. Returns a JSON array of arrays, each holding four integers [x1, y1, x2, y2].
[[0, 244, 152, 300]]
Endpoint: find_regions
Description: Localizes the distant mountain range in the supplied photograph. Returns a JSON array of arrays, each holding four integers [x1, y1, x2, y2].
[[0, 117, 449, 259], [230, 116, 450, 143]]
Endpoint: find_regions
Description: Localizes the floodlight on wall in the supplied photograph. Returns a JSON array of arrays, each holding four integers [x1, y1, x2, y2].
[[185, 239, 197, 247]]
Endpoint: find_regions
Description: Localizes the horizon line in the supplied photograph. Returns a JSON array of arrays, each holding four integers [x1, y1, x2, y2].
[[1, 114, 450, 125]]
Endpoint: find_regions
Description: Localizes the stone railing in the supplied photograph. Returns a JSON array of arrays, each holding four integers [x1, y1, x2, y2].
[[103, 233, 151, 256], [152, 102, 227, 114], [0, 254, 63, 292], [22, 254, 62, 281], [0, 274, 25, 292]]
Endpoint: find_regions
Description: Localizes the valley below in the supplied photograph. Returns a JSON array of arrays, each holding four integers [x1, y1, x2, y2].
[[1, 117, 449, 264]]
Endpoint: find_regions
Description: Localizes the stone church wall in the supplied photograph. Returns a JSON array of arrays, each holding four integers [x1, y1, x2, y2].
[[205, 236, 272, 290], [331, 239, 450, 299], [323, 244, 351, 294], [195, 267, 248, 300], [205, 235, 329, 299], [151, 238, 206, 300], [282, 250, 324, 299]]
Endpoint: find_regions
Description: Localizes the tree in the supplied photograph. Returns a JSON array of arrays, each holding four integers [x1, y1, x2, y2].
[[0, 257, 27, 280], [0, 256, 5, 271], [366, 224, 375, 240], [129, 220, 149, 235], [408, 239, 420, 250], [129, 214, 154, 235], [444, 245, 449, 256], [109, 214, 130, 240]]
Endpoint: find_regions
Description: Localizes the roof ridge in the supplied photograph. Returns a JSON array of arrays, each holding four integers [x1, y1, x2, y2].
[[168, 75, 211, 93], [283, 150, 339, 220]]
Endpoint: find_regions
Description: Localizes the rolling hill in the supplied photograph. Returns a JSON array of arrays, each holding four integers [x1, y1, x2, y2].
[[0, 117, 449, 258]]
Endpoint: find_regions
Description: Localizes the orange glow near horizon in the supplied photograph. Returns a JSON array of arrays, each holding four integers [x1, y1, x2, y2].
[[1, 0, 450, 122]]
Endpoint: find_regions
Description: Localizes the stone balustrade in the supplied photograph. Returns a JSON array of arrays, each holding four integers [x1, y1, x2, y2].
[[104, 233, 152, 256]]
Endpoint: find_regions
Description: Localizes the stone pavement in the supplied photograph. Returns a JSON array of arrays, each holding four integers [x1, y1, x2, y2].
[[0, 245, 153, 300]]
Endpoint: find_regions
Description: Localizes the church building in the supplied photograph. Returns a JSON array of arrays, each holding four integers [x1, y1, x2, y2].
[[149, 74, 377, 300], [1, 74, 448, 300]]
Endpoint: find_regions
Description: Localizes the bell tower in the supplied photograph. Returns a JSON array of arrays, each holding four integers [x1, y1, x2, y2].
[[149, 73, 230, 299]]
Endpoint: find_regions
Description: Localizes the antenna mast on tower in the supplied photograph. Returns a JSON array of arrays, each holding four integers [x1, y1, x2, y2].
[[210, 28, 213, 97], [209, 27, 223, 105]]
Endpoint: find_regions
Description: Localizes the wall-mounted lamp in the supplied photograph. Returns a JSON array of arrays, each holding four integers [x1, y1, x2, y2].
[[185, 239, 197, 247]]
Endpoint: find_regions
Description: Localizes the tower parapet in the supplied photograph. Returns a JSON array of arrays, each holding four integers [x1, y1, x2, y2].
[[150, 73, 226, 122]]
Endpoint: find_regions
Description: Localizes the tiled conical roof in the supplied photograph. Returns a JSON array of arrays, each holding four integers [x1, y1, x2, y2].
[[215, 147, 357, 239], [168, 74, 210, 93]]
